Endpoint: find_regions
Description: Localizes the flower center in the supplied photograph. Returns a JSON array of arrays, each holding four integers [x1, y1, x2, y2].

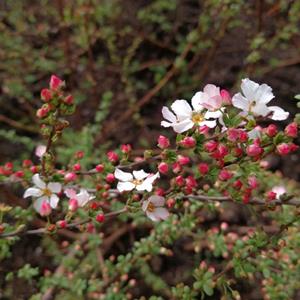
[[192, 112, 204, 124], [249, 101, 256, 112], [147, 202, 155, 212], [132, 179, 143, 186], [42, 188, 52, 197]]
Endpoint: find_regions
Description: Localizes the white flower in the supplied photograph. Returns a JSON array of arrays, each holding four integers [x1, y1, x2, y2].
[[24, 174, 61, 213], [232, 78, 289, 120], [142, 195, 169, 222], [114, 168, 159, 192], [272, 186, 286, 200], [65, 188, 95, 207], [161, 99, 217, 133], [35, 145, 47, 158]]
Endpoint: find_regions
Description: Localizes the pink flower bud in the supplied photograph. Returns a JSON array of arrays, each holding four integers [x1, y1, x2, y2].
[[40, 201, 52, 216], [86, 223, 95, 233], [198, 163, 209, 175], [175, 175, 185, 186], [180, 136, 196, 148], [199, 125, 210, 135], [218, 169, 233, 181], [68, 198, 78, 212], [246, 144, 263, 157], [186, 176, 197, 189], [107, 151, 119, 163], [96, 213, 105, 223], [248, 176, 258, 189], [41, 88, 52, 102], [64, 172, 77, 182], [277, 143, 290, 155], [36, 106, 50, 119], [285, 122, 298, 138], [172, 162, 182, 173], [204, 140, 218, 152], [57, 220, 67, 228], [177, 155, 190, 165], [239, 131, 248, 142], [73, 163, 81, 171], [75, 151, 84, 159], [106, 173, 115, 183], [157, 135, 170, 149], [14, 170, 24, 178], [234, 147, 243, 157], [227, 128, 240, 142], [155, 188, 165, 196], [30, 166, 39, 173], [158, 162, 169, 174], [49, 75, 64, 91], [221, 89, 231, 105], [64, 95, 74, 105], [267, 191, 276, 201], [22, 159, 32, 168], [289, 143, 299, 152], [233, 179, 242, 189], [265, 124, 277, 137], [95, 164, 104, 173], [166, 198, 175, 208], [121, 144, 132, 154]]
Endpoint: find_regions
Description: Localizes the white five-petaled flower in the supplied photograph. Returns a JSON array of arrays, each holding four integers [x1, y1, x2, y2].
[[142, 195, 169, 222], [24, 174, 62, 213], [232, 78, 289, 120], [272, 186, 286, 200], [161, 98, 218, 133], [64, 188, 95, 207], [114, 168, 160, 192]]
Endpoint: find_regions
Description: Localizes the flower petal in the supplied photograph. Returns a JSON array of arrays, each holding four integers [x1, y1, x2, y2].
[[171, 100, 192, 120], [204, 110, 222, 119], [203, 84, 220, 97], [161, 120, 173, 127], [252, 102, 270, 117], [24, 187, 43, 198], [142, 199, 150, 212], [268, 106, 289, 120], [133, 169, 149, 180], [117, 181, 135, 192], [173, 119, 194, 133], [232, 93, 249, 111], [146, 211, 160, 222], [33, 196, 48, 212], [64, 188, 77, 198], [148, 195, 165, 206], [254, 83, 274, 104], [191, 92, 206, 111], [49, 194, 59, 209], [32, 174, 46, 189], [200, 120, 216, 128], [162, 106, 176, 123], [48, 182, 62, 193], [76, 189, 91, 207], [241, 78, 259, 100], [114, 168, 133, 182], [154, 207, 169, 220]]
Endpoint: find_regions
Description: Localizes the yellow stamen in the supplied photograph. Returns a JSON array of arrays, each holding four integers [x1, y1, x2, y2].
[[42, 188, 52, 197], [147, 202, 155, 212], [132, 179, 143, 185], [192, 112, 204, 124]]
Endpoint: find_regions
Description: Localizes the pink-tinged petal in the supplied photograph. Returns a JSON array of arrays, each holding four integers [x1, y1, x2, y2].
[[200, 120, 216, 128], [133, 170, 149, 180], [117, 181, 135, 192], [254, 83, 274, 104], [24, 187, 43, 198], [33, 196, 48, 212], [154, 207, 169, 220], [32, 174, 46, 189], [64, 188, 77, 198], [162, 106, 176, 123], [248, 128, 262, 140], [252, 102, 270, 117], [146, 172, 160, 184], [171, 100, 192, 120], [76, 189, 91, 207], [241, 78, 259, 100], [161, 120, 173, 127], [142, 199, 150, 212], [173, 119, 194, 133], [49, 194, 59, 209], [114, 168, 133, 182], [232, 93, 249, 111], [35, 145, 46, 158], [148, 195, 165, 206], [268, 106, 289, 120], [48, 182, 62, 193], [136, 180, 153, 192], [203, 84, 220, 97], [191, 92, 206, 111], [146, 211, 160, 222]]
